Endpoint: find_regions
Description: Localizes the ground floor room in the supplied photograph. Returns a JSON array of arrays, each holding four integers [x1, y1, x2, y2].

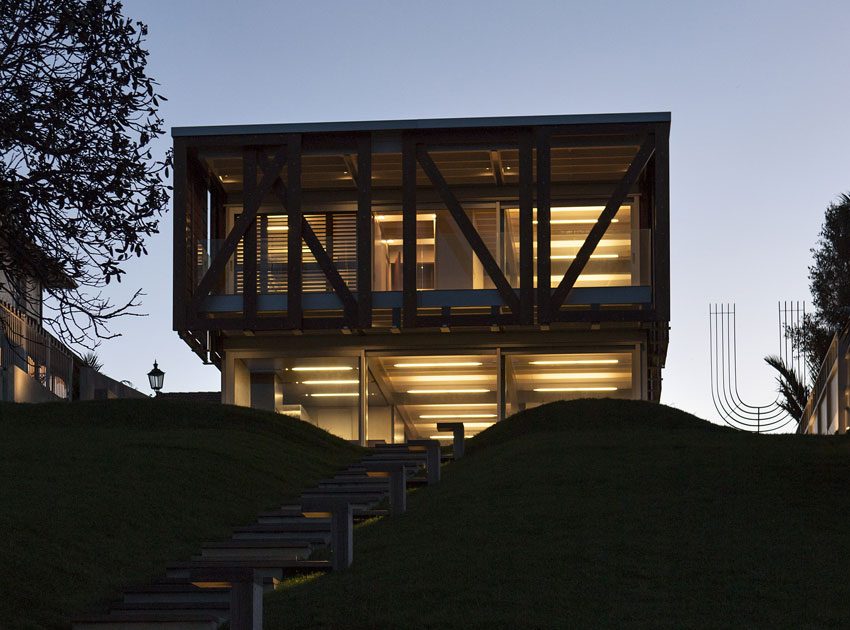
[[220, 329, 653, 444]]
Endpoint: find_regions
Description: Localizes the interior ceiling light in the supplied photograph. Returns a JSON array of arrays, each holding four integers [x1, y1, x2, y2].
[[533, 219, 620, 225], [405, 375, 490, 383], [380, 238, 435, 245], [533, 387, 618, 392], [407, 388, 490, 394], [419, 413, 497, 419], [431, 434, 474, 439], [535, 274, 632, 284], [529, 359, 619, 366], [412, 403, 494, 409], [550, 254, 619, 260], [291, 366, 354, 372], [301, 379, 359, 385], [309, 392, 359, 397], [545, 239, 631, 248], [375, 214, 436, 222], [394, 361, 483, 368], [550, 206, 627, 213], [529, 372, 626, 380]]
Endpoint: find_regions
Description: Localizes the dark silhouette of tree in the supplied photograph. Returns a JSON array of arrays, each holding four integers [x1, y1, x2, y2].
[[0, 0, 170, 348], [791, 193, 850, 376], [763, 354, 809, 419]]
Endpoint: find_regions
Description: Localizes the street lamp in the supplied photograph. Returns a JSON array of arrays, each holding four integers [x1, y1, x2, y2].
[[147, 360, 165, 395]]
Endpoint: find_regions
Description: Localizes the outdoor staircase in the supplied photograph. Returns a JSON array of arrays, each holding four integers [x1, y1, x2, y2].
[[71, 441, 453, 630]]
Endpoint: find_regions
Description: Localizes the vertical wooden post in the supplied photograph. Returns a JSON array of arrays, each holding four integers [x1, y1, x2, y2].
[[242, 148, 258, 329], [357, 134, 373, 328], [358, 350, 368, 446], [402, 134, 417, 328], [653, 124, 670, 322], [535, 129, 551, 324], [496, 347, 506, 422], [287, 135, 303, 329], [518, 130, 534, 325], [172, 138, 188, 330]]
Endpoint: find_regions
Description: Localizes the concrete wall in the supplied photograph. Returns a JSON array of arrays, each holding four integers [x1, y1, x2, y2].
[[367, 405, 392, 443], [77, 366, 146, 401], [309, 406, 359, 441], [10, 365, 58, 403]]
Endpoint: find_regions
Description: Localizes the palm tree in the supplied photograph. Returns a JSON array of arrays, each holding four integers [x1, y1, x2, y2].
[[81, 351, 103, 372], [764, 355, 810, 419]]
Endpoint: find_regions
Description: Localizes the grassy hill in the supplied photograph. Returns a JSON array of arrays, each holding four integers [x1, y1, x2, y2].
[[266, 399, 850, 629], [0, 399, 360, 630]]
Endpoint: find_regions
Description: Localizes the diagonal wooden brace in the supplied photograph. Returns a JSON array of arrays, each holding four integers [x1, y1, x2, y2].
[[549, 136, 656, 315]]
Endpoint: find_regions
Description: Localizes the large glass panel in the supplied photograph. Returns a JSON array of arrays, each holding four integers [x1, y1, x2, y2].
[[371, 353, 498, 442], [505, 350, 635, 417], [274, 357, 361, 441], [504, 203, 647, 288], [371, 206, 503, 292], [372, 213, 436, 290]]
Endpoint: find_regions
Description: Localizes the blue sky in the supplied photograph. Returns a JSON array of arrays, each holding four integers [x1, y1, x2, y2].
[[101, 0, 850, 424]]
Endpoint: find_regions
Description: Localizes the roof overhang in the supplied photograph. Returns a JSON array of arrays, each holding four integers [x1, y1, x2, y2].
[[172, 112, 671, 138]]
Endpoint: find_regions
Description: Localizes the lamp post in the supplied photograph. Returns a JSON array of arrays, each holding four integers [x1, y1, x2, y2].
[[147, 361, 165, 396]]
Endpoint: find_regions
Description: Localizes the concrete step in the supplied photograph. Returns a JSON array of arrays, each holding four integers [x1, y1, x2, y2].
[[256, 508, 386, 524], [319, 476, 390, 486], [231, 530, 330, 543], [200, 539, 311, 561], [72, 612, 225, 630], [305, 485, 389, 495], [233, 523, 331, 540], [107, 601, 230, 619], [122, 582, 230, 605], [166, 557, 332, 580], [241, 518, 331, 532]]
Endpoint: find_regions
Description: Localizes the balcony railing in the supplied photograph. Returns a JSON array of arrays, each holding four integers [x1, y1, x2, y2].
[[799, 322, 850, 434], [0, 300, 74, 400]]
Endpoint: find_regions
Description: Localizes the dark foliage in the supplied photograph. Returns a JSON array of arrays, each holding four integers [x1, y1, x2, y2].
[[789, 193, 850, 376], [0, 0, 170, 347], [763, 354, 810, 419]]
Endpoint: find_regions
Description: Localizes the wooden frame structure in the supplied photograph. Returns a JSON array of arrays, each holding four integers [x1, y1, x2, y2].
[[172, 113, 671, 401]]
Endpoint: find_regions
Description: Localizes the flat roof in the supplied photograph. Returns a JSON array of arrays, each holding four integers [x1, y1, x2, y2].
[[172, 111, 670, 138]]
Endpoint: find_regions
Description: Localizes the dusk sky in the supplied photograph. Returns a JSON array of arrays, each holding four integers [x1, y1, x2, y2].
[[98, 0, 850, 425]]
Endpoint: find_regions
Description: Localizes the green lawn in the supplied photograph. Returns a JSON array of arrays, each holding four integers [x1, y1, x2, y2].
[[0, 399, 361, 630], [266, 399, 850, 629]]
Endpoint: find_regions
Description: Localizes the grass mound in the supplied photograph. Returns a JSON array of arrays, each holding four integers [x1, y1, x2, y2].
[[0, 398, 360, 630], [266, 398, 850, 629]]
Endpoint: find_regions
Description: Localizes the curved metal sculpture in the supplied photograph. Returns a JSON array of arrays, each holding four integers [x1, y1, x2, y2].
[[709, 302, 806, 433]]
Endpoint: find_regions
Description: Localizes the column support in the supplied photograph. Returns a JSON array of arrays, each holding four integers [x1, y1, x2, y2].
[[358, 350, 368, 446], [497, 348, 506, 422]]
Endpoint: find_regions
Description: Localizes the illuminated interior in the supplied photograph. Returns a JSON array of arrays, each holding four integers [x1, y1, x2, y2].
[[218, 202, 647, 295], [504, 204, 639, 287], [243, 349, 636, 443]]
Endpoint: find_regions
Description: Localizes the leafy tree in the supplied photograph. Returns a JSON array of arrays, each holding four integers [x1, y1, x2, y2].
[[791, 193, 850, 376], [0, 0, 169, 348], [764, 193, 850, 420]]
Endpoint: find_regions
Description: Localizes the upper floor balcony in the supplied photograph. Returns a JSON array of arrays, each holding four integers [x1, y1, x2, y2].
[[172, 113, 670, 355]]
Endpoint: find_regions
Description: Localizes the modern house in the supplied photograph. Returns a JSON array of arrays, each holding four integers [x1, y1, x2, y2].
[[171, 113, 671, 443]]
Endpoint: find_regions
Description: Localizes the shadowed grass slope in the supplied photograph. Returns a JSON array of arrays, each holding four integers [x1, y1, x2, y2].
[[0, 399, 361, 630], [266, 399, 850, 629]]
